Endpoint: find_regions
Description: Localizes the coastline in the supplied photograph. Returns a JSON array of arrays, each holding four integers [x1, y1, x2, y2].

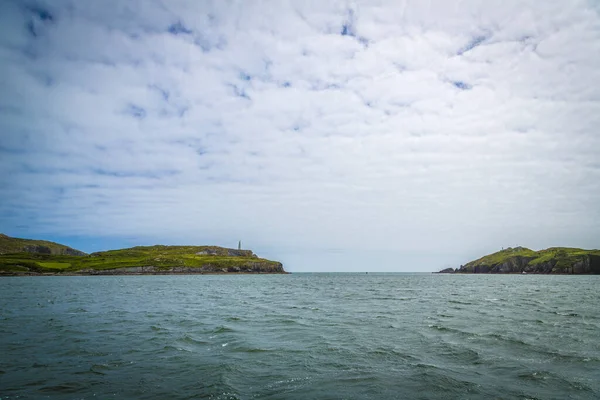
[[0, 270, 290, 277]]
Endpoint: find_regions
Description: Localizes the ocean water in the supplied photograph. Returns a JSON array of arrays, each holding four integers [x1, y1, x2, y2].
[[0, 273, 599, 400]]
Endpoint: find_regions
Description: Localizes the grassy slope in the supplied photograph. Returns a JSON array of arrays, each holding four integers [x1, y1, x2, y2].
[[0, 244, 283, 274], [465, 246, 538, 267], [0, 233, 86, 256], [462, 246, 600, 271]]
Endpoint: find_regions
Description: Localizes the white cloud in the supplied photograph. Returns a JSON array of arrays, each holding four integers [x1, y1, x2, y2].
[[1, 0, 599, 271]]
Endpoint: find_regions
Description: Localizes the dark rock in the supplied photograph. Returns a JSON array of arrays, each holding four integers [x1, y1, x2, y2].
[[23, 244, 86, 256], [75, 261, 286, 275], [23, 245, 52, 254]]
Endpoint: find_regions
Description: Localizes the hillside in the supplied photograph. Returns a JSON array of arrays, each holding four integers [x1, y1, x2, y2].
[[0, 235, 285, 275], [442, 246, 600, 274], [0, 233, 87, 256]]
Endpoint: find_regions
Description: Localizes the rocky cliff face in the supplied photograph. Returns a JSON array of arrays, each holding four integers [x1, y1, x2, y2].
[[521, 255, 600, 274], [22, 244, 86, 256], [459, 256, 535, 273]]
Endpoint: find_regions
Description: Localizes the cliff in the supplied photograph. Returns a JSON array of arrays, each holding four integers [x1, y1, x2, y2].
[[441, 246, 600, 274], [0, 235, 286, 275]]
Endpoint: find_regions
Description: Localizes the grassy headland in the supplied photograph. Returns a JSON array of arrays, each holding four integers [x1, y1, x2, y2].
[[443, 246, 600, 274], [0, 235, 285, 275]]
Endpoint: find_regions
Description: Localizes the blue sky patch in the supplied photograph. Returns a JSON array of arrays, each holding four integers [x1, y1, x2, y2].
[[168, 21, 192, 35], [125, 104, 147, 119], [452, 81, 472, 90], [457, 35, 488, 55], [341, 24, 351, 36], [27, 5, 54, 22]]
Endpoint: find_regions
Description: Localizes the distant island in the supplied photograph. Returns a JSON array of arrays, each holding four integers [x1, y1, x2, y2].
[[0, 234, 286, 275], [439, 246, 600, 274]]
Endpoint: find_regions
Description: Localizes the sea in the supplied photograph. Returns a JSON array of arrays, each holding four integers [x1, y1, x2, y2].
[[0, 273, 599, 399]]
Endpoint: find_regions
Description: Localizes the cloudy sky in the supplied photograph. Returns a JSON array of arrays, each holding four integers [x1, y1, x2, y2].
[[1, 0, 599, 272]]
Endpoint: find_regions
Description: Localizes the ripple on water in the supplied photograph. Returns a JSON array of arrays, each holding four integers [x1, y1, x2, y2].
[[178, 334, 208, 345], [212, 325, 235, 334], [1, 274, 599, 399]]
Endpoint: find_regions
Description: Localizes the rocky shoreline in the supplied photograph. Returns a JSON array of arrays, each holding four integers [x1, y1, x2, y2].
[[0, 262, 287, 276]]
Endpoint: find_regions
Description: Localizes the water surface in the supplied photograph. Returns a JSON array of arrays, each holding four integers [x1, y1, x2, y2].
[[1, 273, 599, 399]]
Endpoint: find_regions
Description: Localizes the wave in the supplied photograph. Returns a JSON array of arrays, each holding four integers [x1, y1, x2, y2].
[[212, 326, 235, 334]]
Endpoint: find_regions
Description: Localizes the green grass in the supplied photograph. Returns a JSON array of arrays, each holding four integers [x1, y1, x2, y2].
[[528, 247, 592, 265], [0, 254, 80, 273], [37, 262, 72, 270], [464, 246, 537, 267], [0, 266, 30, 273]]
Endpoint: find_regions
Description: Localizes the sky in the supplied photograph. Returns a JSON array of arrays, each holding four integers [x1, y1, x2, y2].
[[1, 0, 599, 272]]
